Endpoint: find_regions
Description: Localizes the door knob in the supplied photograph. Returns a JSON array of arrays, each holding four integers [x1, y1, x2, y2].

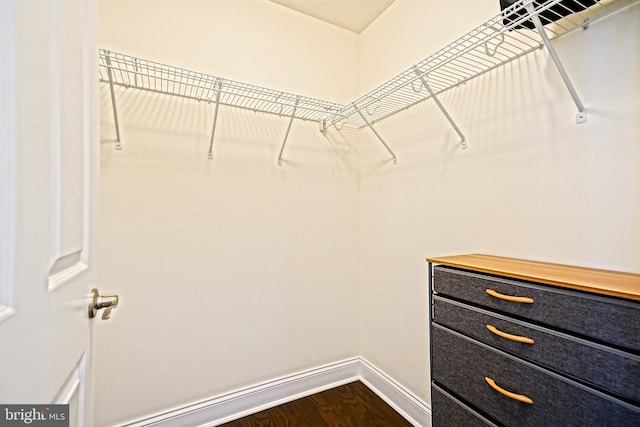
[[89, 288, 119, 320]]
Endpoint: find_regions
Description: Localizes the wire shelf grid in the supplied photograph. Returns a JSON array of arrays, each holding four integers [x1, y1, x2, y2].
[[332, 0, 636, 129], [99, 0, 637, 133], [98, 50, 344, 123]]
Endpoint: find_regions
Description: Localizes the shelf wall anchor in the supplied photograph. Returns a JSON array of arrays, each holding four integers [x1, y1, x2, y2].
[[104, 52, 123, 150], [277, 95, 300, 166], [413, 67, 467, 149], [524, 0, 587, 124], [353, 102, 398, 165], [207, 80, 223, 160]]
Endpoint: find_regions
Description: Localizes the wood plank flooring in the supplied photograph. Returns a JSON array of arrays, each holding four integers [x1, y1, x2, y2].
[[218, 381, 413, 426]]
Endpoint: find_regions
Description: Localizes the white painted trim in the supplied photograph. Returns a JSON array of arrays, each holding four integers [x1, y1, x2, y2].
[[117, 358, 360, 427], [54, 368, 81, 405], [54, 352, 87, 427], [49, 0, 63, 270], [114, 357, 430, 427], [359, 358, 431, 427], [0, 306, 16, 323], [0, 0, 16, 322], [48, 262, 89, 291]]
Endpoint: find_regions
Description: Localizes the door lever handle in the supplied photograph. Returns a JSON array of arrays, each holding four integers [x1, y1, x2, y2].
[[89, 288, 119, 320]]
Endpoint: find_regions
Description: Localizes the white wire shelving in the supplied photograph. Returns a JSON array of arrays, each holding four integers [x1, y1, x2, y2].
[[324, 0, 638, 158], [99, 0, 639, 163], [332, 0, 635, 129], [98, 49, 344, 162], [98, 50, 343, 122]]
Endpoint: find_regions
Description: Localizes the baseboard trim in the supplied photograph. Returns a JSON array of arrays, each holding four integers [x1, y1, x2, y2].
[[115, 357, 430, 427], [359, 358, 431, 427]]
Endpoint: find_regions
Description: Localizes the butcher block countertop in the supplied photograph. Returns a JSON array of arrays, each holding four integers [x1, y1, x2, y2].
[[426, 254, 640, 302]]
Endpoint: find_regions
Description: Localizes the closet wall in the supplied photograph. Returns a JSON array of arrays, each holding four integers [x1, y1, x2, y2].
[[357, 0, 640, 406], [96, 1, 359, 426], [97, 0, 640, 425]]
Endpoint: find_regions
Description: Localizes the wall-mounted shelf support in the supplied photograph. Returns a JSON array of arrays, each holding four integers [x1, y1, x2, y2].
[[319, 0, 634, 132], [104, 51, 123, 150], [207, 79, 223, 160], [524, 0, 587, 124], [277, 96, 300, 166], [98, 49, 343, 163], [99, 0, 637, 160], [413, 66, 467, 150], [353, 102, 397, 165]]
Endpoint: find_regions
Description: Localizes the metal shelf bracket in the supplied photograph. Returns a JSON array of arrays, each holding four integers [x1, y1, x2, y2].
[[524, 0, 587, 124], [277, 95, 300, 166], [104, 51, 123, 150], [353, 102, 398, 165], [207, 79, 223, 160], [413, 66, 467, 149]]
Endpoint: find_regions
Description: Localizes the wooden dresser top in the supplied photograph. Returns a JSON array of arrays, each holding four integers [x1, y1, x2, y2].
[[426, 254, 640, 301]]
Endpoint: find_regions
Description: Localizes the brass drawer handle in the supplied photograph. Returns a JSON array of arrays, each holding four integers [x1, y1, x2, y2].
[[486, 324, 534, 344], [486, 288, 534, 304], [485, 377, 533, 405]]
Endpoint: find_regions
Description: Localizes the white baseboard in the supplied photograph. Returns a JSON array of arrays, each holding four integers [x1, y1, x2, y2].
[[358, 358, 431, 427], [115, 357, 430, 427]]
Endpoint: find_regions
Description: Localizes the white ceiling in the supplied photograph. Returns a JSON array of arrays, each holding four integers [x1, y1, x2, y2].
[[269, 0, 396, 34]]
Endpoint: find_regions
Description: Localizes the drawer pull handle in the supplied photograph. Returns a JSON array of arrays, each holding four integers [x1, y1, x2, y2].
[[486, 289, 534, 304], [486, 324, 534, 344], [485, 377, 533, 405]]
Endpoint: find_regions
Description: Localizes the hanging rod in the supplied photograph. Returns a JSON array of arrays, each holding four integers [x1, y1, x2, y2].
[[322, 0, 638, 130]]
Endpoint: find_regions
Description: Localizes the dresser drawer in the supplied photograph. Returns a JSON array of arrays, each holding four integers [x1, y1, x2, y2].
[[433, 266, 640, 352], [432, 383, 498, 427], [433, 296, 640, 403], [432, 325, 640, 427]]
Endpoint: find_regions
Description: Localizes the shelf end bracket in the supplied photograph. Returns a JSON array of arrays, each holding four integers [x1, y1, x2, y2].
[[104, 52, 123, 150], [524, 0, 587, 124], [277, 96, 300, 166], [413, 66, 467, 149], [354, 102, 397, 164]]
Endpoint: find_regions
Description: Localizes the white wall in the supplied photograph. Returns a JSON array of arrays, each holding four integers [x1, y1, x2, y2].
[[96, 1, 359, 425], [99, 0, 359, 103], [357, 0, 640, 408], [357, 0, 494, 94], [97, 0, 640, 425]]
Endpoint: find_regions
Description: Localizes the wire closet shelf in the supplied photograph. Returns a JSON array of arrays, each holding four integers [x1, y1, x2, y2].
[[98, 51, 344, 123], [330, 0, 636, 129], [99, 0, 638, 147]]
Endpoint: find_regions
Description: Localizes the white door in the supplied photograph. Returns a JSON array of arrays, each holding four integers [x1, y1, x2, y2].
[[0, 0, 103, 425]]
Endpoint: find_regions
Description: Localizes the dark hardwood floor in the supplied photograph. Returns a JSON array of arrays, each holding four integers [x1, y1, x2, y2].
[[218, 381, 413, 427]]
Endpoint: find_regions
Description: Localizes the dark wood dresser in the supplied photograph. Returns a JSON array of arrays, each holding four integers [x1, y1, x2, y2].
[[426, 254, 640, 427]]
